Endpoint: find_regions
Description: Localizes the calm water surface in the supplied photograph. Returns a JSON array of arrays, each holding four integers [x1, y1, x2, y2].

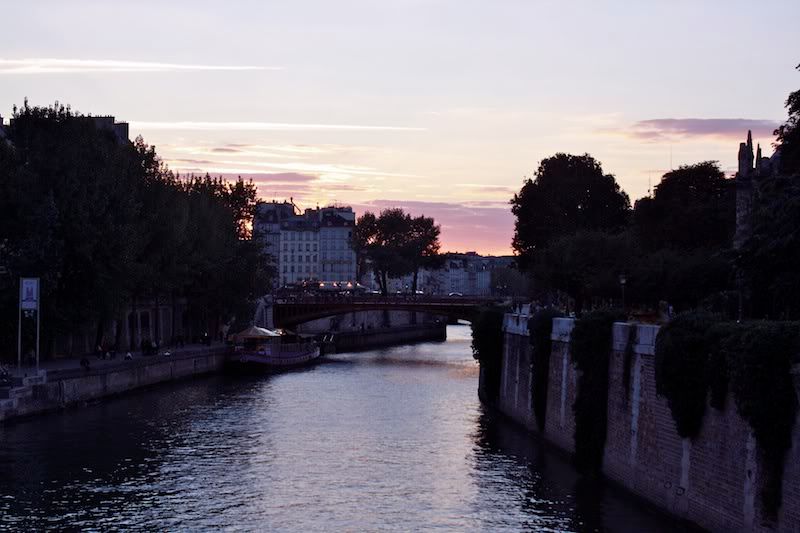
[[0, 326, 690, 531]]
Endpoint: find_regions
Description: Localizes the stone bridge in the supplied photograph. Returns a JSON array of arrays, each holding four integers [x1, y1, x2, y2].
[[270, 296, 500, 329]]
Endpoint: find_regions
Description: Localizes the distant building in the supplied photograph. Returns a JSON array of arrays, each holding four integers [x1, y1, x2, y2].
[[255, 201, 357, 287], [1, 113, 129, 143], [372, 252, 510, 296], [90, 116, 129, 143]]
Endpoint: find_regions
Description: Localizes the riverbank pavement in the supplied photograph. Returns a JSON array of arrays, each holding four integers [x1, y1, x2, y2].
[[0, 343, 228, 410]]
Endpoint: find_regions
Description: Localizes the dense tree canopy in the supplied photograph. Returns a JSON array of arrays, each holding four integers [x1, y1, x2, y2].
[[511, 153, 630, 271], [510, 154, 736, 313], [0, 102, 272, 357]]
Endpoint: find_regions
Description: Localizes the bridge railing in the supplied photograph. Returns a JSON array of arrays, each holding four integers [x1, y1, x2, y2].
[[274, 294, 500, 306]]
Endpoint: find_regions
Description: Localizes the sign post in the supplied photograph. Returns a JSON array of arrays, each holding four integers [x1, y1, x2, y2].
[[19, 278, 40, 372]]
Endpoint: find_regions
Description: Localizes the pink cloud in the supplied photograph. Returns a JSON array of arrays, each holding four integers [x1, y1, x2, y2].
[[626, 118, 780, 142]]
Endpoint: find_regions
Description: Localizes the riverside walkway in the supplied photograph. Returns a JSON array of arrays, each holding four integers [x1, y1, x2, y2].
[[0, 343, 229, 423]]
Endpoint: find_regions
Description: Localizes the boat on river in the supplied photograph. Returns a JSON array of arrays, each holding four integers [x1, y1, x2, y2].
[[229, 326, 320, 371]]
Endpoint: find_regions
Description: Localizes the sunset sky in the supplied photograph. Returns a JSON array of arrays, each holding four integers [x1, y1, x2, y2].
[[2, 0, 799, 255]]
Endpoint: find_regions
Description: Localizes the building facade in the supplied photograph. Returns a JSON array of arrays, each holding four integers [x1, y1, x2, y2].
[[255, 201, 357, 287], [368, 252, 505, 296]]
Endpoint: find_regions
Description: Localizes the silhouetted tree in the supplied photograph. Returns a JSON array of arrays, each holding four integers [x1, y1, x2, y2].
[[511, 153, 630, 271], [0, 102, 272, 358], [354, 209, 442, 296], [355, 209, 413, 295], [405, 215, 443, 295], [634, 161, 734, 251]]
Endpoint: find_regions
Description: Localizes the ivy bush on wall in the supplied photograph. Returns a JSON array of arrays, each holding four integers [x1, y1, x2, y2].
[[571, 309, 624, 473], [719, 322, 799, 519], [654, 312, 719, 438], [528, 308, 562, 431], [471, 306, 507, 404], [655, 313, 800, 519]]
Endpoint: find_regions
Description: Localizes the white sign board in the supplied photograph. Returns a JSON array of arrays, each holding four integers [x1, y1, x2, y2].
[[20, 278, 39, 310]]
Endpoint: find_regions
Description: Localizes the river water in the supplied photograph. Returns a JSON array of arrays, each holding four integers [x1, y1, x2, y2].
[[0, 326, 691, 531]]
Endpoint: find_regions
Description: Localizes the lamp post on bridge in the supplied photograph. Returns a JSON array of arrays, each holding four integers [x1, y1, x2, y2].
[[619, 274, 627, 314]]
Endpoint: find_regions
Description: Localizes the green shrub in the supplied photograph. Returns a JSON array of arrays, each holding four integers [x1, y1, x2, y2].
[[471, 306, 507, 404], [571, 309, 624, 473], [528, 308, 562, 430]]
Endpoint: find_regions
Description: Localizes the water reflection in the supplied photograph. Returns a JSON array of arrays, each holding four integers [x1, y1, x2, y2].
[[0, 326, 695, 531]]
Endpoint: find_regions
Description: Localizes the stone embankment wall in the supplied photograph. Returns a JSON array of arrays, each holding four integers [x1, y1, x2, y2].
[[0, 348, 228, 423], [295, 310, 440, 334], [498, 308, 800, 532], [333, 322, 446, 352]]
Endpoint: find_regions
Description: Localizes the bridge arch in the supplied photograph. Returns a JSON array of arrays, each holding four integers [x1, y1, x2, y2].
[[271, 297, 492, 330]]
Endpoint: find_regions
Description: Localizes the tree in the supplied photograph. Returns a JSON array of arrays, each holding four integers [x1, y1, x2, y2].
[[536, 230, 633, 313], [354, 209, 413, 295], [353, 209, 442, 296], [405, 215, 442, 295], [739, 174, 800, 318], [511, 153, 630, 271], [634, 161, 734, 251]]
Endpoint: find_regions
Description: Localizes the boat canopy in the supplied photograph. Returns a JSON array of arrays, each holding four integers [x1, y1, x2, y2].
[[232, 326, 281, 341]]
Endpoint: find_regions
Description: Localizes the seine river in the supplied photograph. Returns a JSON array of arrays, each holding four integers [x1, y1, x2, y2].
[[0, 326, 691, 531]]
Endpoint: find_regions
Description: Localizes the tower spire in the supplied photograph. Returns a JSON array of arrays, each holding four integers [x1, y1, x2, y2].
[[738, 131, 755, 177]]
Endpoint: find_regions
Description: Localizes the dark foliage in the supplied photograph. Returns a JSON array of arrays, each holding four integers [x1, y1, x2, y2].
[[570, 309, 623, 473], [353, 209, 441, 296], [527, 308, 562, 430], [655, 313, 799, 518], [739, 174, 800, 318], [633, 161, 734, 251], [718, 322, 799, 519], [471, 306, 507, 404], [0, 102, 272, 357], [511, 153, 630, 272]]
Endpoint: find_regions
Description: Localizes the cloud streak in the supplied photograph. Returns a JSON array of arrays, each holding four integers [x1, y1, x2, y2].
[[624, 118, 780, 142], [0, 58, 276, 74], [132, 121, 426, 132]]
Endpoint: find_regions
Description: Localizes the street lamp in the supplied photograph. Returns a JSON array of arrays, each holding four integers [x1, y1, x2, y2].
[[619, 274, 627, 312]]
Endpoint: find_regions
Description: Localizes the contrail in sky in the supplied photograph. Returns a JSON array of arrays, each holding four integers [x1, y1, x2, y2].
[[0, 58, 277, 74], [131, 121, 426, 132]]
